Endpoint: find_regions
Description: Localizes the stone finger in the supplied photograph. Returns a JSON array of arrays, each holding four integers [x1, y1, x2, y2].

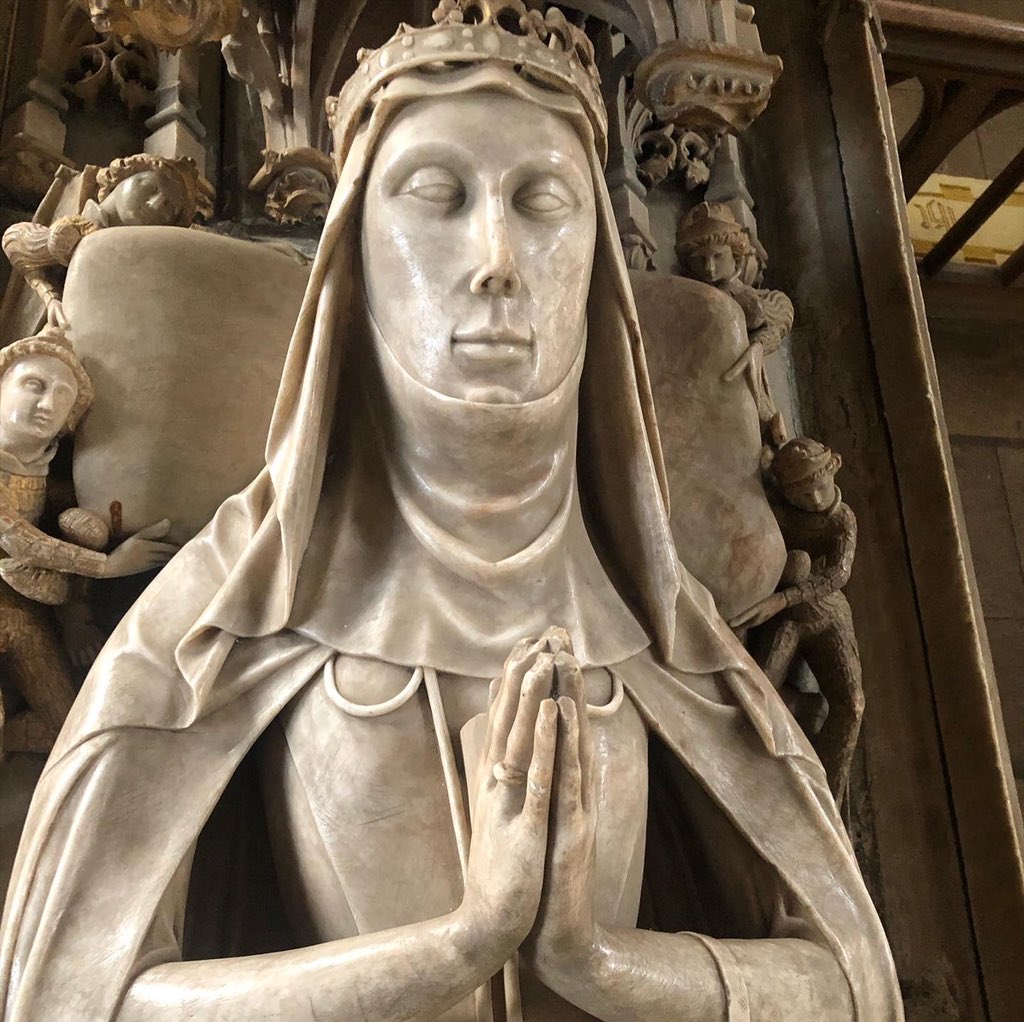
[[504, 653, 554, 775]]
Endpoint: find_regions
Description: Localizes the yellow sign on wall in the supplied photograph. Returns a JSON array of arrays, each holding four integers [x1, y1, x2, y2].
[[909, 174, 1024, 267]]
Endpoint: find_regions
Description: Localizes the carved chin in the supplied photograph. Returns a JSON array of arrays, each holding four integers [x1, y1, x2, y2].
[[461, 384, 524, 405]]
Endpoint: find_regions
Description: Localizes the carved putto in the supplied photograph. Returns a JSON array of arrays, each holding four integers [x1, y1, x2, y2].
[[676, 201, 794, 435], [2, 155, 209, 331], [0, 329, 174, 754], [93, 154, 209, 226]]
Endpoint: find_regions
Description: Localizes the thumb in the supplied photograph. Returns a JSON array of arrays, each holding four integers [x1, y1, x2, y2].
[[133, 518, 171, 540]]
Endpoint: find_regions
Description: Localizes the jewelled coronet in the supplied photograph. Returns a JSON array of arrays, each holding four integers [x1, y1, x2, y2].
[[326, 1, 608, 167]]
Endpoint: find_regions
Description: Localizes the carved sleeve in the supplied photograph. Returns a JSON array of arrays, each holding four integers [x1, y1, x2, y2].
[[0, 502, 107, 578], [749, 288, 794, 357], [782, 503, 857, 609], [2, 216, 98, 310]]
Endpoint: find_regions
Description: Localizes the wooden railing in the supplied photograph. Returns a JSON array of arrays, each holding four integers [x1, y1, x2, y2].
[[878, 0, 1024, 285]]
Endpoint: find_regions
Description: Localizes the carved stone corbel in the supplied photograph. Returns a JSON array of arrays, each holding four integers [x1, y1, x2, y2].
[[74, 0, 241, 51], [248, 148, 336, 225], [634, 38, 783, 140]]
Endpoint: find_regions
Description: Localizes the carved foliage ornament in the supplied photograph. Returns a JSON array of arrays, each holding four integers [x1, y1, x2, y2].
[[74, 0, 241, 50], [65, 34, 158, 114], [248, 148, 337, 225], [635, 122, 720, 192]]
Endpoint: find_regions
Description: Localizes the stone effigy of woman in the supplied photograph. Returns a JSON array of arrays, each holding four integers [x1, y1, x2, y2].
[[0, 3, 903, 1020]]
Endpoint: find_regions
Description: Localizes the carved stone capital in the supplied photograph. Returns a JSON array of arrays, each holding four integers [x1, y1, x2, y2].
[[74, 0, 241, 50], [634, 38, 783, 137]]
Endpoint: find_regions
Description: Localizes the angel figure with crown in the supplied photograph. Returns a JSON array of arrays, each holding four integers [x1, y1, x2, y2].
[[0, 5, 902, 1022]]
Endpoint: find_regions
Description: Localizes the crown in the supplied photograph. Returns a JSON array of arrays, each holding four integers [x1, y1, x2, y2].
[[328, 1, 607, 166]]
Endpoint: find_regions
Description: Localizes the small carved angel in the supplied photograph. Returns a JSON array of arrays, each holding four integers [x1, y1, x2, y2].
[[2, 155, 207, 332], [729, 437, 863, 805], [676, 201, 794, 438], [0, 329, 176, 753]]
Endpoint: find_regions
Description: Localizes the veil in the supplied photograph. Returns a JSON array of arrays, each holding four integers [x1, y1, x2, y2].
[[46, 62, 749, 741]]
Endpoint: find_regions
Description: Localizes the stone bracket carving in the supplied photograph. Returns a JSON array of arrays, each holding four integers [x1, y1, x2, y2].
[[634, 38, 783, 138], [248, 148, 337, 225], [74, 0, 241, 51]]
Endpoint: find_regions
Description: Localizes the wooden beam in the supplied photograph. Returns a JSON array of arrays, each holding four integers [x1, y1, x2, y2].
[[920, 147, 1024, 277], [879, 0, 1024, 90], [999, 242, 1024, 287], [821, 6, 1024, 1022]]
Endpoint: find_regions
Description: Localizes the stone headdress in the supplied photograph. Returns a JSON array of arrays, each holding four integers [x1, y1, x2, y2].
[[771, 436, 843, 486], [676, 200, 756, 260], [0, 328, 93, 433]]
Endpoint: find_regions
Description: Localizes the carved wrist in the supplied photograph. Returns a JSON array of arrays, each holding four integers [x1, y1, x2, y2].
[[449, 904, 517, 976]]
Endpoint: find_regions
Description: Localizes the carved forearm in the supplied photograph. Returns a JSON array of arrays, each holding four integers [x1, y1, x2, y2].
[[2, 216, 97, 311], [542, 928, 852, 1022], [781, 518, 856, 610], [116, 910, 504, 1022], [0, 511, 107, 578]]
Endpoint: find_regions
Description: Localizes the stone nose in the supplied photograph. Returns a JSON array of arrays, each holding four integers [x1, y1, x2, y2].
[[469, 195, 522, 298]]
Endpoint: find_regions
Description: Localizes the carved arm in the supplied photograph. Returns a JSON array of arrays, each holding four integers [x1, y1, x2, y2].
[[536, 926, 854, 1021], [2, 217, 98, 325], [779, 503, 858, 610], [0, 503, 107, 578], [116, 911, 506, 1022]]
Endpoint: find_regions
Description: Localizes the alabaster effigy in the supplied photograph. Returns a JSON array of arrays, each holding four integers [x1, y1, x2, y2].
[[0, 3, 902, 1021]]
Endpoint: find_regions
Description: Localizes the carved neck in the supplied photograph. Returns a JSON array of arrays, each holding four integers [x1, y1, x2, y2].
[[367, 321, 585, 563], [0, 439, 56, 477]]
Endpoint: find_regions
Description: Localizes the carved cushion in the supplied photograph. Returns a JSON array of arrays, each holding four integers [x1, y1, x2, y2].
[[64, 227, 310, 543], [630, 269, 786, 620]]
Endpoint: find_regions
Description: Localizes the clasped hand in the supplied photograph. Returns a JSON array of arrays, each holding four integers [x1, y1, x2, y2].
[[460, 627, 600, 981]]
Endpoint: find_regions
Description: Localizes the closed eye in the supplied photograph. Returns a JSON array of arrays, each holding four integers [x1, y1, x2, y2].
[[399, 166, 465, 207], [514, 176, 576, 217]]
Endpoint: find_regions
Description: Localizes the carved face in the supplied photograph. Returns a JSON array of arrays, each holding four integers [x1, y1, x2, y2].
[[0, 355, 78, 455], [361, 92, 597, 404], [685, 242, 738, 285], [111, 169, 187, 227], [785, 473, 837, 513]]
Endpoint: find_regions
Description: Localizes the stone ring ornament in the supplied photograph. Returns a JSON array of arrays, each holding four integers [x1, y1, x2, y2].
[[322, 660, 426, 718]]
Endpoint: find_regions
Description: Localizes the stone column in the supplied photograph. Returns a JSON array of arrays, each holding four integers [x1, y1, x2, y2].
[[144, 48, 207, 176]]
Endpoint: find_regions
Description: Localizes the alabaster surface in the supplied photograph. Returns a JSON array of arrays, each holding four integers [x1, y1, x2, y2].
[[0, 6, 901, 1022], [64, 227, 308, 542], [631, 269, 787, 621]]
